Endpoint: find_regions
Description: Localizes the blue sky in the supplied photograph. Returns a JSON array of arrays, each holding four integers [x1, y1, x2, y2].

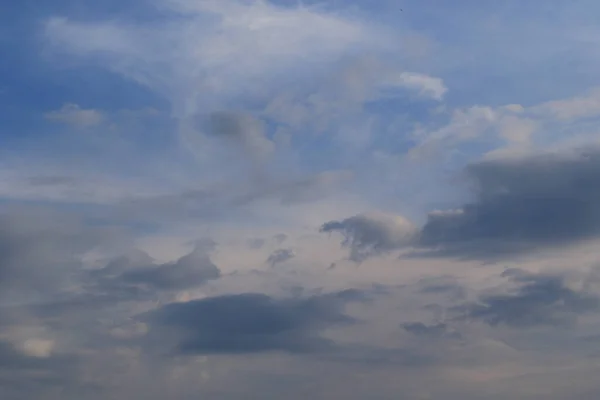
[[4, 1, 600, 399]]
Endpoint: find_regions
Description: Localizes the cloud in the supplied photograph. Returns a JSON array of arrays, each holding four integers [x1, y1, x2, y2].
[[417, 147, 600, 258], [266, 248, 295, 267], [0, 209, 127, 302], [117, 246, 220, 291], [204, 111, 275, 161], [453, 269, 600, 328], [93, 244, 220, 293], [0, 340, 77, 395], [140, 289, 367, 355], [21, 339, 54, 358], [44, 103, 104, 128], [386, 72, 447, 101], [531, 87, 600, 121], [321, 211, 417, 262], [402, 322, 461, 339], [44, 1, 385, 113], [247, 238, 266, 249]]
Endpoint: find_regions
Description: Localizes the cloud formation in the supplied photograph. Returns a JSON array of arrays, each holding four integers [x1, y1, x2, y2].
[[99, 245, 221, 292], [321, 212, 417, 262], [44, 103, 104, 128], [140, 289, 367, 355], [266, 248, 295, 268], [452, 269, 600, 328], [418, 147, 600, 258]]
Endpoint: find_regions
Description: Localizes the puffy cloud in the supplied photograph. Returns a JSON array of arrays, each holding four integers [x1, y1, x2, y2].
[[321, 211, 417, 262]]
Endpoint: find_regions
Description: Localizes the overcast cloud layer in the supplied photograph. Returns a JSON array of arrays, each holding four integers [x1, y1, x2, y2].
[[3, 0, 600, 399]]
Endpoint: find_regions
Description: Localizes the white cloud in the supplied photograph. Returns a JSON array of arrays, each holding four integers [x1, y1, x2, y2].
[[382, 72, 448, 101], [44, 1, 386, 115], [44, 103, 103, 128], [531, 87, 600, 121]]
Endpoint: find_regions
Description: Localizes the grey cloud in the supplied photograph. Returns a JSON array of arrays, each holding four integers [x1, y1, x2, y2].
[[0, 210, 128, 302], [402, 322, 461, 340], [205, 111, 275, 161], [453, 269, 599, 328], [266, 248, 295, 267], [140, 289, 367, 355], [119, 247, 220, 290], [94, 245, 220, 294], [27, 176, 78, 187], [274, 233, 288, 244], [247, 238, 266, 249], [321, 212, 417, 262], [417, 277, 467, 301], [0, 340, 81, 399], [327, 148, 600, 261], [417, 148, 600, 258], [118, 170, 352, 224]]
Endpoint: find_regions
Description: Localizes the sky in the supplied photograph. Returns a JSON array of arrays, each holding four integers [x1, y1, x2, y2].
[[3, 0, 600, 399]]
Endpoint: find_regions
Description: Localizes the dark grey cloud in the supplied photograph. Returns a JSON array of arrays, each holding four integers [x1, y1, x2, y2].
[[417, 148, 600, 258], [266, 248, 295, 267], [320, 212, 417, 262], [453, 269, 600, 328], [325, 148, 600, 261], [140, 289, 367, 355]]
